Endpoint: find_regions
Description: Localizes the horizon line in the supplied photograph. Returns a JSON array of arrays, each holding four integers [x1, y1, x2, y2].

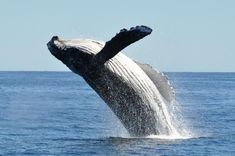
[[0, 70, 235, 73]]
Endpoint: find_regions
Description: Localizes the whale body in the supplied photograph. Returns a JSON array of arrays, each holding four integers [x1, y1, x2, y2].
[[47, 26, 176, 136]]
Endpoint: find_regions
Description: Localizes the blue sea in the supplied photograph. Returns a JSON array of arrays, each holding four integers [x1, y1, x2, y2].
[[0, 72, 234, 155]]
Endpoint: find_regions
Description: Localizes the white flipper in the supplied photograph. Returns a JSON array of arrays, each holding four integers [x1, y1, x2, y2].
[[136, 62, 175, 103]]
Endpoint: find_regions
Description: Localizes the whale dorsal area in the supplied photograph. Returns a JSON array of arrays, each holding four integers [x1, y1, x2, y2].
[[92, 26, 152, 67], [136, 62, 175, 103]]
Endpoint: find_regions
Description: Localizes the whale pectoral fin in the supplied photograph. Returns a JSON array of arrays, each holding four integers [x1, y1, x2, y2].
[[136, 61, 175, 103], [92, 25, 152, 66]]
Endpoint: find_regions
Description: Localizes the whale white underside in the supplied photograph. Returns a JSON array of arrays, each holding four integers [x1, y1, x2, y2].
[[106, 53, 176, 135]]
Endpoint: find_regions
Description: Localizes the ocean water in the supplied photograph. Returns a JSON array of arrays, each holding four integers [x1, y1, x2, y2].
[[0, 72, 234, 155]]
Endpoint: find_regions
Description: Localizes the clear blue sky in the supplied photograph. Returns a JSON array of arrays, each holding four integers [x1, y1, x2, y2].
[[0, 0, 234, 72]]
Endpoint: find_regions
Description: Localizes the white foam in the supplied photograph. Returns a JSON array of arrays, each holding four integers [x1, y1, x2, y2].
[[145, 134, 194, 140], [109, 133, 196, 140]]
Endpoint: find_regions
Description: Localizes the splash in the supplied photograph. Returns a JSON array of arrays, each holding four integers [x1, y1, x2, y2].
[[107, 98, 194, 140], [148, 99, 194, 139]]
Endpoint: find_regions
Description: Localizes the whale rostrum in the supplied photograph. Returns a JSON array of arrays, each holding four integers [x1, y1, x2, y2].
[[47, 25, 176, 136]]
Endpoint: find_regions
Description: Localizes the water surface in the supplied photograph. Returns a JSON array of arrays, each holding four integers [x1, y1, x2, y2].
[[0, 72, 234, 155]]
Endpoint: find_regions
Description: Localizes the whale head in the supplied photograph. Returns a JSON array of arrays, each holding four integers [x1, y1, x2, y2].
[[47, 36, 104, 75]]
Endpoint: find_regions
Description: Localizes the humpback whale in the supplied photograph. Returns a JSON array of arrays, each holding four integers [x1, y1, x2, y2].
[[47, 26, 176, 137]]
